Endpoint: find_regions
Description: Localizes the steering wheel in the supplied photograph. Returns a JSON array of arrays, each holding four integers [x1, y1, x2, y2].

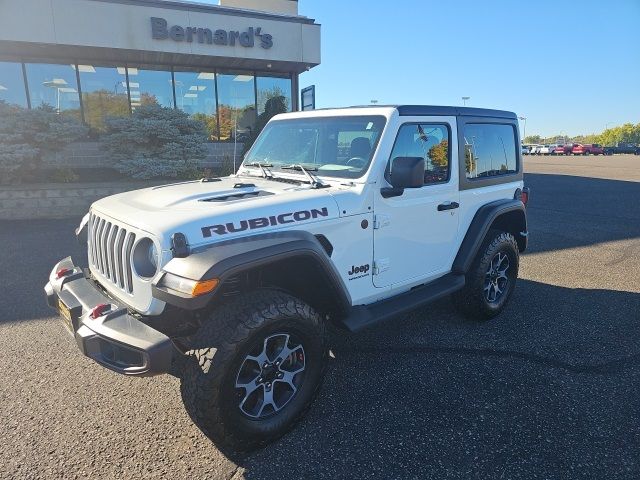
[[346, 157, 366, 168]]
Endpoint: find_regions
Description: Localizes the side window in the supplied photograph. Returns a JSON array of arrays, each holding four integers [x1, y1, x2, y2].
[[389, 124, 450, 185], [463, 123, 517, 179]]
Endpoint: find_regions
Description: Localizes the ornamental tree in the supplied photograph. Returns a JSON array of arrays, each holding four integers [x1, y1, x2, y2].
[[0, 101, 87, 184], [102, 104, 208, 179]]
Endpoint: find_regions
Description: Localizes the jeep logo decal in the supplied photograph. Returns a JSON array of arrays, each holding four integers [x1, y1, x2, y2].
[[201, 207, 329, 237], [348, 264, 370, 280]]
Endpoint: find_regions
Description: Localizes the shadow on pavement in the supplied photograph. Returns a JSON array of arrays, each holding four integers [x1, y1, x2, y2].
[[524, 173, 640, 254]]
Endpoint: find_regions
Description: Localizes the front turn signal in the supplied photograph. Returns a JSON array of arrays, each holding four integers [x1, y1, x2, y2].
[[191, 278, 219, 297], [159, 272, 219, 297]]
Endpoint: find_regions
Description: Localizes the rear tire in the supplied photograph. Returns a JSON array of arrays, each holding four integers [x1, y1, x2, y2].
[[180, 289, 328, 452], [453, 230, 519, 320]]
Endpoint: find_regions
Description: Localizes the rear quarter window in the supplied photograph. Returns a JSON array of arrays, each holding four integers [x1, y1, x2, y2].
[[463, 123, 518, 179]]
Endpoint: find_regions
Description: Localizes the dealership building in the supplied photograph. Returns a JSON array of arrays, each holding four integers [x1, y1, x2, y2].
[[0, 0, 320, 141]]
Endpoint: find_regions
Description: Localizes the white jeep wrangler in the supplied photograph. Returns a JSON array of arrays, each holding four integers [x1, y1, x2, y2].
[[45, 105, 529, 451]]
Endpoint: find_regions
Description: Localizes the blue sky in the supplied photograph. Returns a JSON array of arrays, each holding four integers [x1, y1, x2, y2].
[[219, 0, 640, 137]]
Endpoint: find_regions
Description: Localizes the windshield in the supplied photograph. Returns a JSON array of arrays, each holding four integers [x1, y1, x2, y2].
[[243, 115, 386, 179]]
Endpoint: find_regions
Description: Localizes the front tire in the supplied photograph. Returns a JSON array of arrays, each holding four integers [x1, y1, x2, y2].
[[453, 230, 519, 320], [180, 289, 328, 452]]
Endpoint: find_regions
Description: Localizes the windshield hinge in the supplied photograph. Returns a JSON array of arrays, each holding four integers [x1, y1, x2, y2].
[[373, 258, 390, 275], [373, 214, 391, 230]]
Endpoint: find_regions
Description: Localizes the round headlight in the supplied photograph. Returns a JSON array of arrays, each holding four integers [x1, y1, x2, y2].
[[132, 237, 159, 279]]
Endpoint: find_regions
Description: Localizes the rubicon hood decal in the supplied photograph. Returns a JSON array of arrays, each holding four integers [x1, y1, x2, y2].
[[202, 207, 330, 237]]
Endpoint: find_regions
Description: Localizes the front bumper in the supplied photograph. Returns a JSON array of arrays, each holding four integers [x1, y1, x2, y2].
[[44, 257, 174, 376]]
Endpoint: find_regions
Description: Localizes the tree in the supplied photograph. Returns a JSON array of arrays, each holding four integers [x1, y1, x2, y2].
[[464, 145, 476, 174], [523, 123, 640, 147], [523, 135, 542, 144], [101, 104, 208, 179], [428, 140, 449, 168], [191, 113, 218, 141], [0, 101, 87, 183], [81, 89, 130, 132]]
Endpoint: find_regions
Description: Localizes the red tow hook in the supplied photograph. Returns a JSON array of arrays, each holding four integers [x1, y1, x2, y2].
[[56, 268, 73, 279], [90, 303, 111, 319]]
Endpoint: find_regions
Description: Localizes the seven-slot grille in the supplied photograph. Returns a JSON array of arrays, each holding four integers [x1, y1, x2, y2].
[[88, 212, 136, 294]]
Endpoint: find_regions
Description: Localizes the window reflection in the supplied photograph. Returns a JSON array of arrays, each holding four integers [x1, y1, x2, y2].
[[256, 75, 292, 115], [464, 124, 517, 178], [25, 63, 81, 118], [389, 124, 450, 184], [216, 72, 256, 142], [130, 67, 174, 110], [0, 61, 28, 107], [174, 70, 218, 140], [77, 64, 129, 131]]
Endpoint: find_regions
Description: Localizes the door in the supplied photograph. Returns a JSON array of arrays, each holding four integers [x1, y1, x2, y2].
[[373, 121, 460, 287]]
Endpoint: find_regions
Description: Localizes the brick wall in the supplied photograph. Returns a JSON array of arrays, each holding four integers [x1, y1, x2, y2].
[[0, 182, 160, 220]]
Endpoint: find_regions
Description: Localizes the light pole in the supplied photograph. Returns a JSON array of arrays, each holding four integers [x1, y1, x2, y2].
[[43, 79, 68, 113], [462, 96, 470, 106], [518, 116, 527, 141]]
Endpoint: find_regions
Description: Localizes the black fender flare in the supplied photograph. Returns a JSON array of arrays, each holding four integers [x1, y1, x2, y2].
[[452, 199, 527, 275], [152, 230, 351, 312]]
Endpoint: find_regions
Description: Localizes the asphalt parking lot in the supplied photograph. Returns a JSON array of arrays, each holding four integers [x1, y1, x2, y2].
[[1, 155, 639, 480]]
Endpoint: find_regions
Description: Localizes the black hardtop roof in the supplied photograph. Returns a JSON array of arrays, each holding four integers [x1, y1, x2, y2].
[[318, 105, 517, 119], [396, 105, 517, 119]]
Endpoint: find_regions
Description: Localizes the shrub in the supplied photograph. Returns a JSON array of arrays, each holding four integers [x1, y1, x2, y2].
[[102, 104, 208, 179], [0, 101, 87, 184]]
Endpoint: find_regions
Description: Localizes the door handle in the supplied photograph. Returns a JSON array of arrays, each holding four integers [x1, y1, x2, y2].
[[437, 201, 459, 211]]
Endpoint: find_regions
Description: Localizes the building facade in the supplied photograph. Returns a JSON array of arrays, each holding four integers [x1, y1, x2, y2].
[[0, 0, 320, 142]]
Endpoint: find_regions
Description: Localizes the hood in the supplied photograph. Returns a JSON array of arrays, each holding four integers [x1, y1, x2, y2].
[[91, 176, 344, 249]]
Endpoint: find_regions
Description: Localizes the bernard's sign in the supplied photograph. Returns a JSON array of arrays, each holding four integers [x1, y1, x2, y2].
[[151, 17, 273, 49]]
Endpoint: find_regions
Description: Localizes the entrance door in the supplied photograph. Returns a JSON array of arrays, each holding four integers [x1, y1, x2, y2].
[[373, 121, 460, 287]]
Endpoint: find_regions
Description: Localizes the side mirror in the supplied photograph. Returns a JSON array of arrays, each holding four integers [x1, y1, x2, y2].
[[381, 157, 424, 198], [390, 157, 425, 188]]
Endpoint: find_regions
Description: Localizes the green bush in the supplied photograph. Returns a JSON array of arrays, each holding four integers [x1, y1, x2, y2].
[[0, 101, 87, 184], [102, 104, 208, 179]]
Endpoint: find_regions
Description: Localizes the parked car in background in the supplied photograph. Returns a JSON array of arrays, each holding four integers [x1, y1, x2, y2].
[[603, 143, 640, 155], [553, 144, 573, 155], [572, 144, 604, 155], [538, 144, 557, 155], [529, 145, 542, 155], [521, 144, 530, 155]]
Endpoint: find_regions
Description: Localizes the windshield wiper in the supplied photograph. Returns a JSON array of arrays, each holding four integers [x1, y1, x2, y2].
[[280, 164, 327, 188], [243, 161, 273, 178]]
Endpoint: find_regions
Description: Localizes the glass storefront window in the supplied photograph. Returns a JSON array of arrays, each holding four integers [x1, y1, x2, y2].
[[25, 63, 81, 117], [256, 75, 292, 115], [216, 72, 256, 142], [129, 66, 174, 110], [0, 61, 28, 108], [76, 64, 129, 131], [174, 70, 218, 140]]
